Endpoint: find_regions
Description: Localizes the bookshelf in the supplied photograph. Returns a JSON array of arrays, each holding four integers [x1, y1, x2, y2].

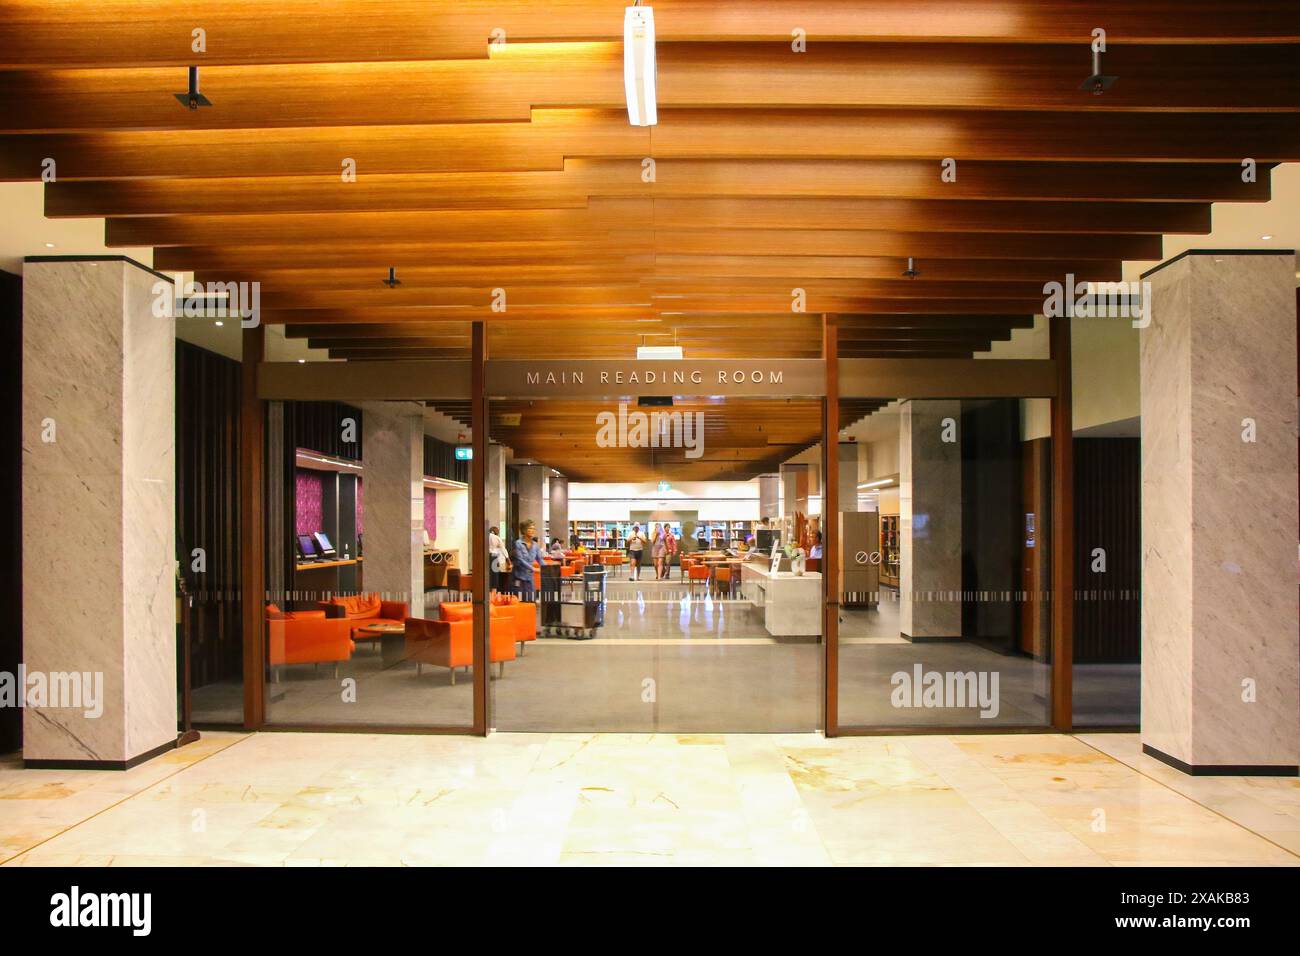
[[879, 514, 900, 587]]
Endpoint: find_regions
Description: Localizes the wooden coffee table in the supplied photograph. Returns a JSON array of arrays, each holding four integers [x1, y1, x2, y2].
[[356, 622, 406, 667]]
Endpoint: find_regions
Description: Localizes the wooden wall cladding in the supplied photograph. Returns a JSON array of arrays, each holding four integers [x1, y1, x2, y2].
[[175, 341, 243, 691], [1073, 437, 1141, 663]]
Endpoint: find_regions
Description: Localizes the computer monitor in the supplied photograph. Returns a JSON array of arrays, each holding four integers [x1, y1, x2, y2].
[[297, 534, 318, 560], [313, 531, 337, 559]]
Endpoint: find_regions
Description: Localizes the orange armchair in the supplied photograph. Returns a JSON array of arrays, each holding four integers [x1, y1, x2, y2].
[[405, 607, 516, 683], [266, 604, 354, 679], [491, 594, 538, 654], [686, 563, 710, 596], [319, 593, 409, 640]]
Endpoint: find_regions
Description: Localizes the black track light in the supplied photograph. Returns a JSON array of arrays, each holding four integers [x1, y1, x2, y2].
[[1079, 47, 1118, 95], [902, 257, 920, 280], [174, 66, 212, 109], [383, 267, 401, 288]]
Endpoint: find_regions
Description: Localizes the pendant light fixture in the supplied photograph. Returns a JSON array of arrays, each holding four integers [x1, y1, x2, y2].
[[624, 3, 658, 126]]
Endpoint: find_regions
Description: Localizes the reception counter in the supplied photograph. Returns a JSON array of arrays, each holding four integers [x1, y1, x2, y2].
[[740, 563, 822, 637]]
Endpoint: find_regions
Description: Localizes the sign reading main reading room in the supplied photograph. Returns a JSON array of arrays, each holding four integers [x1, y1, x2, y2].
[[486, 360, 826, 397]]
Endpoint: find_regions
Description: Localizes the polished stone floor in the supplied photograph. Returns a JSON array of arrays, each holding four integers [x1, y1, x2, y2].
[[1, 731, 1295, 866], [195, 581, 1132, 731]]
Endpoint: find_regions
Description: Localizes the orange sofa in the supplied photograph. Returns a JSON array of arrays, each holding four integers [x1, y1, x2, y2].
[[266, 604, 354, 678], [319, 593, 409, 641], [404, 604, 516, 683]]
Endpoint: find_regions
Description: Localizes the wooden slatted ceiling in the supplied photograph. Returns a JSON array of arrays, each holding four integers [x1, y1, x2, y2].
[[0, 0, 1295, 392]]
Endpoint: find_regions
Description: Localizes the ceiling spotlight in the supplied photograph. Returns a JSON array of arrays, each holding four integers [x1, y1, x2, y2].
[[214, 320, 224, 327], [1261, 234, 1274, 240], [43, 242, 55, 248], [174, 66, 212, 109], [902, 257, 921, 280], [624, 3, 658, 127], [1079, 46, 1118, 95], [297, 358, 306, 364], [383, 266, 401, 288]]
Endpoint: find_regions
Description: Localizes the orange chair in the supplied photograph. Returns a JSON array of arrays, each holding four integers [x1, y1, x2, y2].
[[687, 563, 710, 596], [714, 566, 736, 597], [442, 598, 537, 654], [679, 556, 695, 582], [266, 604, 354, 679], [319, 593, 409, 642], [491, 594, 538, 654], [404, 606, 516, 683]]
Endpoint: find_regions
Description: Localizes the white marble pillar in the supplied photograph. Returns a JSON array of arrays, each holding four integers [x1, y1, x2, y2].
[[1141, 251, 1299, 773], [485, 443, 507, 534], [22, 258, 176, 767], [362, 404, 424, 618], [899, 400, 962, 639]]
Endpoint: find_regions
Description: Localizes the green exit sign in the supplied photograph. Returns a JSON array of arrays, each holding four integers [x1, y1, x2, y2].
[[454, 447, 473, 460]]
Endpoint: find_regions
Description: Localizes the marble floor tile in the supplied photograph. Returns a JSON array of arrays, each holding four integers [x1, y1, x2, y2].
[[0, 730, 1296, 866]]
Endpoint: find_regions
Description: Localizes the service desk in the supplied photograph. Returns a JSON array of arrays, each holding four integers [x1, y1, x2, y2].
[[740, 562, 822, 637]]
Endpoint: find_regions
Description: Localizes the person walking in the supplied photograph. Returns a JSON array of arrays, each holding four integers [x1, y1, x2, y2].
[[488, 525, 511, 595], [651, 523, 667, 580], [661, 526, 677, 579], [626, 523, 646, 581], [512, 519, 543, 601]]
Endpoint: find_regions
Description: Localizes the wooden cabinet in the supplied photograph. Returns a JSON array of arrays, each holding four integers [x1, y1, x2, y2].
[[879, 514, 900, 588]]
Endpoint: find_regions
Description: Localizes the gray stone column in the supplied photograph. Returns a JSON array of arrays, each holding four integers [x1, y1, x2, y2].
[[362, 404, 424, 618], [838, 442, 859, 512], [899, 400, 962, 639], [548, 474, 569, 547], [516, 464, 546, 539], [758, 474, 780, 520], [22, 258, 176, 766], [1141, 251, 1299, 773]]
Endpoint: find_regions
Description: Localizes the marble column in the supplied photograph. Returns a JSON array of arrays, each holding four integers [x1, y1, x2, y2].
[[1141, 251, 1299, 773], [362, 404, 424, 618], [548, 474, 569, 547], [758, 474, 780, 521], [899, 400, 962, 639], [516, 464, 546, 539], [838, 442, 859, 512], [22, 258, 176, 766], [485, 443, 507, 535]]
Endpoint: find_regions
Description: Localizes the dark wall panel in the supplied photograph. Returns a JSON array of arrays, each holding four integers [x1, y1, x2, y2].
[[960, 398, 1023, 650], [1073, 437, 1140, 663], [425, 434, 469, 483], [176, 340, 243, 691], [290, 400, 363, 461]]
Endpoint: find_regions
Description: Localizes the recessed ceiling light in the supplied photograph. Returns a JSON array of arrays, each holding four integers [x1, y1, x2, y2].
[[1261, 234, 1273, 240], [214, 320, 224, 327], [297, 358, 306, 364], [44, 242, 55, 248]]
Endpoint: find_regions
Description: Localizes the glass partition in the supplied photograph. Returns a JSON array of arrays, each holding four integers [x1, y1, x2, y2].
[[835, 396, 1053, 728], [486, 395, 824, 732], [262, 381, 476, 729]]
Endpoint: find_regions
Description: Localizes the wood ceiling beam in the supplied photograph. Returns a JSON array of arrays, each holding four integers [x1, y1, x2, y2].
[[103, 197, 1205, 246], [3, 42, 1296, 132], [5, 0, 1293, 70], [149, 231, 1160, 272], [43, 160, 1263, 217]]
